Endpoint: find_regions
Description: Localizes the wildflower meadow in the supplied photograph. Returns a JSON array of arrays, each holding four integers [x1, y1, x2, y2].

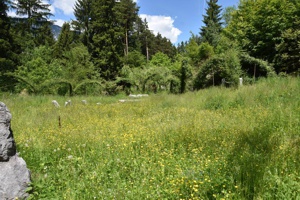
[[2, 77, 300, 199]]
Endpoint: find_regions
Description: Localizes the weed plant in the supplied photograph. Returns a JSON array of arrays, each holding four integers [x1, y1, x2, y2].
[[1, 77, 299, 199]]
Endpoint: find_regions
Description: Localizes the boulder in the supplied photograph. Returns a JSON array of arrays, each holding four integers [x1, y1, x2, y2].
[[0, 155, 31, 199], [0, 102, 31, 200], [0, 102, 16, 161]]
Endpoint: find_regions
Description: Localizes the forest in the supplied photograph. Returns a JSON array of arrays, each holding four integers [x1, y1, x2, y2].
[[0, 0, 299, 95]]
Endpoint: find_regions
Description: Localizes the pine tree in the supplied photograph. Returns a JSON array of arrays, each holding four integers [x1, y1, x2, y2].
[[114, 0, 139, 56], [200, 0, 223, 46], [134, 17, 152, 60], [130, 17, 176, 61]]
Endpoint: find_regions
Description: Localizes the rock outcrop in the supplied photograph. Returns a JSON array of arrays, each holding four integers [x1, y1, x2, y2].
[[0, 102, 31, 200]]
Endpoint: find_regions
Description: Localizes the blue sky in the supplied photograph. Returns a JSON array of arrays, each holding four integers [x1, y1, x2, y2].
[[9, 0, 240, 44], [138, 0, 239, 44]]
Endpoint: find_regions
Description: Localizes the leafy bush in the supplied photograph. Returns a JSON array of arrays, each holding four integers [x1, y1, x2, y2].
[[194, 49, 241, 89]]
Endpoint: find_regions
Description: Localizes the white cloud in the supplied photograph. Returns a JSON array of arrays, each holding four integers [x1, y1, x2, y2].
[[8, 1, 55, 17], [53, 19, 67, 27], [7, 10, 18, 18], [49, 4, 56, 15], [52, 0, 76, 16], [139, 14, 181, 44]]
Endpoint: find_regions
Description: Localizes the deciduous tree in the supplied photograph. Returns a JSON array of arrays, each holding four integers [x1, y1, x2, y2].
[[227, 0, 299, 73]]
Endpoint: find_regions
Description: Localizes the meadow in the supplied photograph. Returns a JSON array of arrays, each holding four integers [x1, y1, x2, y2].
[[1, 77, 300, 199]]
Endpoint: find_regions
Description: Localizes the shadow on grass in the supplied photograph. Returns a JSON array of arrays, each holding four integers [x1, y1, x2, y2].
[[227, 126, 281, 200]]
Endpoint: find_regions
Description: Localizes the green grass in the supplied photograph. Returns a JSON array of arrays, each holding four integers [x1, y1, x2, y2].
[[1, 77, 300, 199]]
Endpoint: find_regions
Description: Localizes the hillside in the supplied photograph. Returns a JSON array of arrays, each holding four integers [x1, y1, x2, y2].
[[51, 24, 62, 40]]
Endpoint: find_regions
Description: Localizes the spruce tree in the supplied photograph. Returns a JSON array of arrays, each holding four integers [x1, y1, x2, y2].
[[200, 0, 223, 46], [53, 22, 74, 58], [35, 22, 55, 46], [0, 0, 18, 91], [12, 0, 53, 45], [72, 0, 92, 48], [90, 0, 123, 80]]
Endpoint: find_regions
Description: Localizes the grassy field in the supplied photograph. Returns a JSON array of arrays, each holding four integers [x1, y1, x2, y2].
[[1, 77, 300, 199]]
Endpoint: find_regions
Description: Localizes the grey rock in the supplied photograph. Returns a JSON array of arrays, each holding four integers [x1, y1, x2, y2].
[[0, 155, 31, 199], [0, 102, 31, 199], [0, 102, 16, 161]]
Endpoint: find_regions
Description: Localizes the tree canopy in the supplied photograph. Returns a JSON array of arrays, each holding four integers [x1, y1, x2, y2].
[[0, 0, 298, 95]]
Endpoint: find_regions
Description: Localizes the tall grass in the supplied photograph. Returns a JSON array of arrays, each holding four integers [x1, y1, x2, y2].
[[1, 77, 299, 199]]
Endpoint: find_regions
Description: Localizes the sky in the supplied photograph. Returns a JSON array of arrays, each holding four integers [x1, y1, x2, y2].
[[9, 0, 240, 45]]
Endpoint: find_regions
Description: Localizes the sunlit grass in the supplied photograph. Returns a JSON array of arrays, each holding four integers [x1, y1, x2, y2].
[[1, 77, 299, 199]]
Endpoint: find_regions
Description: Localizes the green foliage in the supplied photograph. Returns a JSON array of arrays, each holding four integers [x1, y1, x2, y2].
[[72, 0, 92, 47], [185, 38, 200, 66], [12, 46, 61, 93], [194, 48, 241, 89], [222, 6, 236, 27], [150, 52, 172, 68], [123, 50, 146, 68], [200, 0, 223, 46], [117, 62, 177, 94], [12, 0, 53, 45], [198, 42, 214, 62], [52, 43, 101, 95], [114, 0, 139, 56], [227, 0, 299, 73], [153, 34, 177, 59], [179, 60, 191, 93], [275, 28, 300, 74], [34, 23, 55, 46], [0, 0, 18, 91], [10, 44, 102, 95], [90, 0, 123, 80], [240, 53, 275, 78], [53, 23, 74, 58], [3, 0, 299, 95], [140, 66, 173, 93]]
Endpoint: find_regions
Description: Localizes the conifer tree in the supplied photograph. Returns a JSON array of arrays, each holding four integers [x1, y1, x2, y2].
[[72, 0, 92, 48], [0, 0, 18, 91], [35, 22, 55, 46], [12, 0, 53, 45], [53, 22, 74, 58], [90, 0, 123, 80], [200, 0, 223, 46], [134, 18, 152, 60], [133, 18, 175, 61], [114, 0, 139, 56]]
